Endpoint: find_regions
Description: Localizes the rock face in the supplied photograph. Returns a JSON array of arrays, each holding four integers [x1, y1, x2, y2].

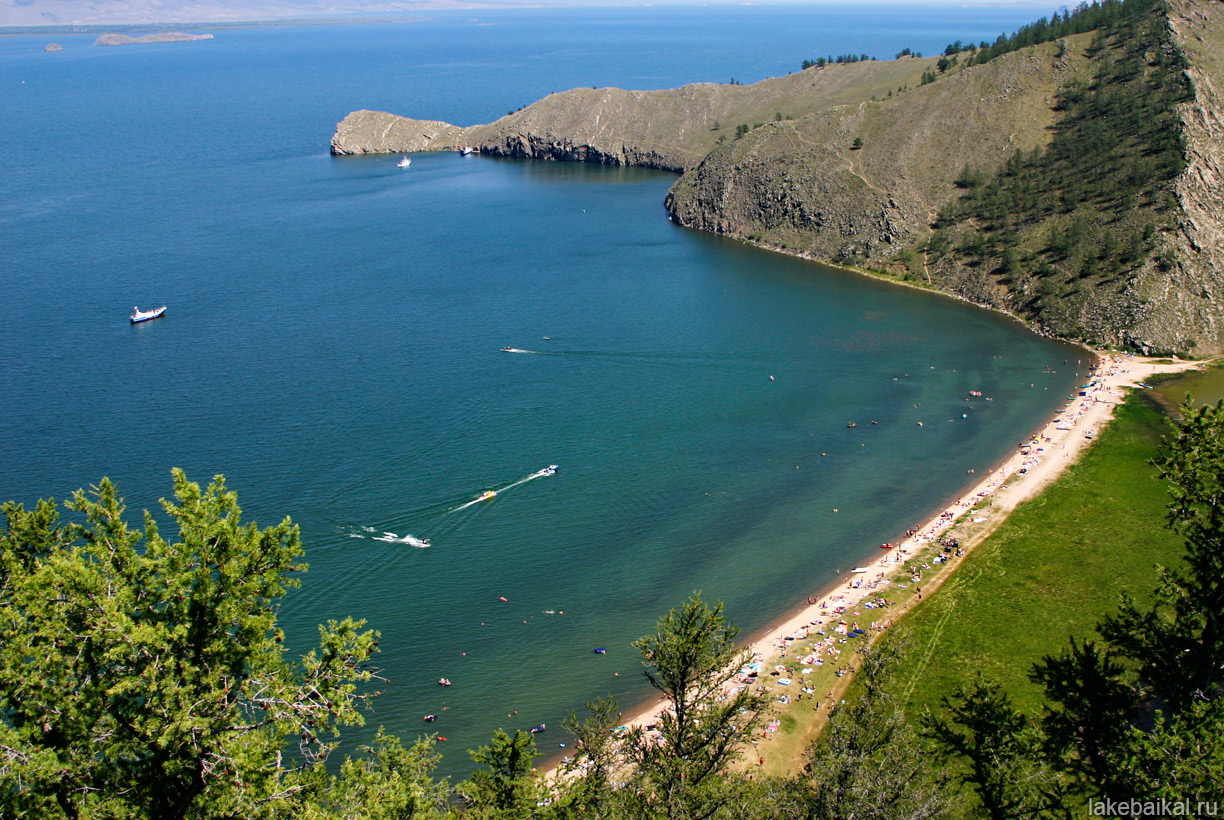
[[44, 43, 63, 52], [666, 42, 1082, 265], [331, 0, 1224, 356], [94, 33, 214, 46], [1159, 0, 1224, 355], [330, 85, 748, 172]]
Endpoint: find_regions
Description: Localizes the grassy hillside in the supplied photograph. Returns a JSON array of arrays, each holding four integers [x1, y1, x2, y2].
[[666, 36, 1092, 257], [928, 9, 1193, 350], [881, 392, 1184, 720]]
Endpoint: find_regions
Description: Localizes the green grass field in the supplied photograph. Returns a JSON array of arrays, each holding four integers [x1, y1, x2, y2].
[[882, 392, 1186, 720]]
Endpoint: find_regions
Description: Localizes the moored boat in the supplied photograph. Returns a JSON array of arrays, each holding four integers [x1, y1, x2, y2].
[[130, 305, 167, 324], [398, 156, 412, 168]]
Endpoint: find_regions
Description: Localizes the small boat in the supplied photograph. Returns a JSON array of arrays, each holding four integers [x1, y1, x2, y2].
[[398, 156, 412, 168], [542, 464, 558, 475], [502, 346, 513, 352], [130, 305, 167, 324], [480, 490, 496, 501], [460, 146, 476, 156]]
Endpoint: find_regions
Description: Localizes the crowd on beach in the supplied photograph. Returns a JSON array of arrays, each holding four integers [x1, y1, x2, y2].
[[734, 357, 1155, 719], [556, 354, 1190, 777], [708, 355, 1150, 748]]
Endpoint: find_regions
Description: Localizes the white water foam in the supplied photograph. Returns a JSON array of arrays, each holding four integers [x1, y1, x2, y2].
[[449, 465, 556, 511]]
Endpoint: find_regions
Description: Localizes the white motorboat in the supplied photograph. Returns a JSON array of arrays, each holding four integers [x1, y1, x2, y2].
[[130, 305, 167, 324], [398, 156, 412, 168]]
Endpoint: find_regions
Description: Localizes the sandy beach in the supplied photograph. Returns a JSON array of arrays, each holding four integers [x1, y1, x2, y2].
[[547, 352, 1203, 775]]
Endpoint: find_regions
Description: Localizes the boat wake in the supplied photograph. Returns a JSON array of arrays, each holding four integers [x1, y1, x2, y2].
[[342, 525, 431, 547], [450, 465, 558, 511], [373, 532, 431, 548], [339, 465, 557, 543]]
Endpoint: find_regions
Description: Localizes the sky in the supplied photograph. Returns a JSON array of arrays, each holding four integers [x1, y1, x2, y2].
[[1, 0, 1066, 29]]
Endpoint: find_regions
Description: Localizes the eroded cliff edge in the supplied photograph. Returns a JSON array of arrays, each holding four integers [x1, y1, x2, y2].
[[332, 0, 1224, 357]]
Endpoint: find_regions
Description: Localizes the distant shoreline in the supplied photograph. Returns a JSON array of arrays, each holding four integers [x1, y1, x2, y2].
[[1, 15, 426, 37]]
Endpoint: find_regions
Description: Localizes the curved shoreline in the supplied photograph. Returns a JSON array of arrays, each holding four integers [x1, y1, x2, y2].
[[540, 352, 1203, 777]]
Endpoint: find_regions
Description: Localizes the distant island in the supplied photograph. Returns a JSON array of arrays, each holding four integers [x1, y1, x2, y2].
[[95, 32, 213, 46], [333, 0, 1224, 359]]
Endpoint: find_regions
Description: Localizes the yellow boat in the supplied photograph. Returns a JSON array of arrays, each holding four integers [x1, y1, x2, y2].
[[480, 490, 496, 500]]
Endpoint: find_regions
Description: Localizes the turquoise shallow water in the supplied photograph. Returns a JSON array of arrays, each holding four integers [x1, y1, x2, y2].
[[1, 6, 1081, 773]]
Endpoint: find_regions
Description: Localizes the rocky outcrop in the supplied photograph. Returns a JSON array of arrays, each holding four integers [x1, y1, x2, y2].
[[332, 62, 945, 172], [666, 42, 1081, 265], [331, 85, 741, 172], [94, 32, 213, 46], [1155, 0, 1224, 355], [331, 0, 1224, 355], [330, 110, 465, 156]]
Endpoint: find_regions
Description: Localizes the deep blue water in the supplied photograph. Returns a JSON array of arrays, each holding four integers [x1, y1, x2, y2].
[[1, 5, 1079, 774]]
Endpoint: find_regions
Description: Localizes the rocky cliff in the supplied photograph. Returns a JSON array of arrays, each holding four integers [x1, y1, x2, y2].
[[332, 0, 1224, 356], [1161, 0, 1224, 354], [665, 40, 1085, 267]]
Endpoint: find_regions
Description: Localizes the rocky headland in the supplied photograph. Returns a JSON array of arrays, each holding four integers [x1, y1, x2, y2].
[[332, 0, 1224, 356], [95, 32, 213, 45]]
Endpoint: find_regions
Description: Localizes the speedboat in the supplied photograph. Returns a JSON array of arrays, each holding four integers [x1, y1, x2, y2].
[[130, 305, 167, 324], [460, 146, 476, 156], [398, 156, 412, 168], [542, 464, 558, 475], [480, 490, 496, 501]]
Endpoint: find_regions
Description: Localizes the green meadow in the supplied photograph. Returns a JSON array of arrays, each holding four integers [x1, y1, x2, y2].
[[884, 389, 1187, 719]]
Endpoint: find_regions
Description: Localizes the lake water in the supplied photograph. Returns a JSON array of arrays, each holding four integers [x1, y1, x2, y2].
[[1, 5, 1081, 774]]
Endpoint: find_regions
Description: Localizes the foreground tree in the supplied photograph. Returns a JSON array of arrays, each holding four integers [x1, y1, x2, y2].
[[926, 677, 1062, 819], [805, 643, 955, 820], [0, 471, 384, 820], [557, 696, 625, 816], [298, 728, 450, 820], [459, 728, 542, 817], [929, 398, 1224, 812], [624, 592, 764, 820], [1028, 639, 1134, 798], [1100, 397, 1224, 712]]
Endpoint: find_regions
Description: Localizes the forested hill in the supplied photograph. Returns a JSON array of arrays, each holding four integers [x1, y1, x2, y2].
[[333, 0, 1224, 357]]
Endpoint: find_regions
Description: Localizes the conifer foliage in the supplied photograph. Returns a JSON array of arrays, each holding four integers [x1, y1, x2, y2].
[[926, 0, 1192, 344], [0, 471, 386, 819]]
